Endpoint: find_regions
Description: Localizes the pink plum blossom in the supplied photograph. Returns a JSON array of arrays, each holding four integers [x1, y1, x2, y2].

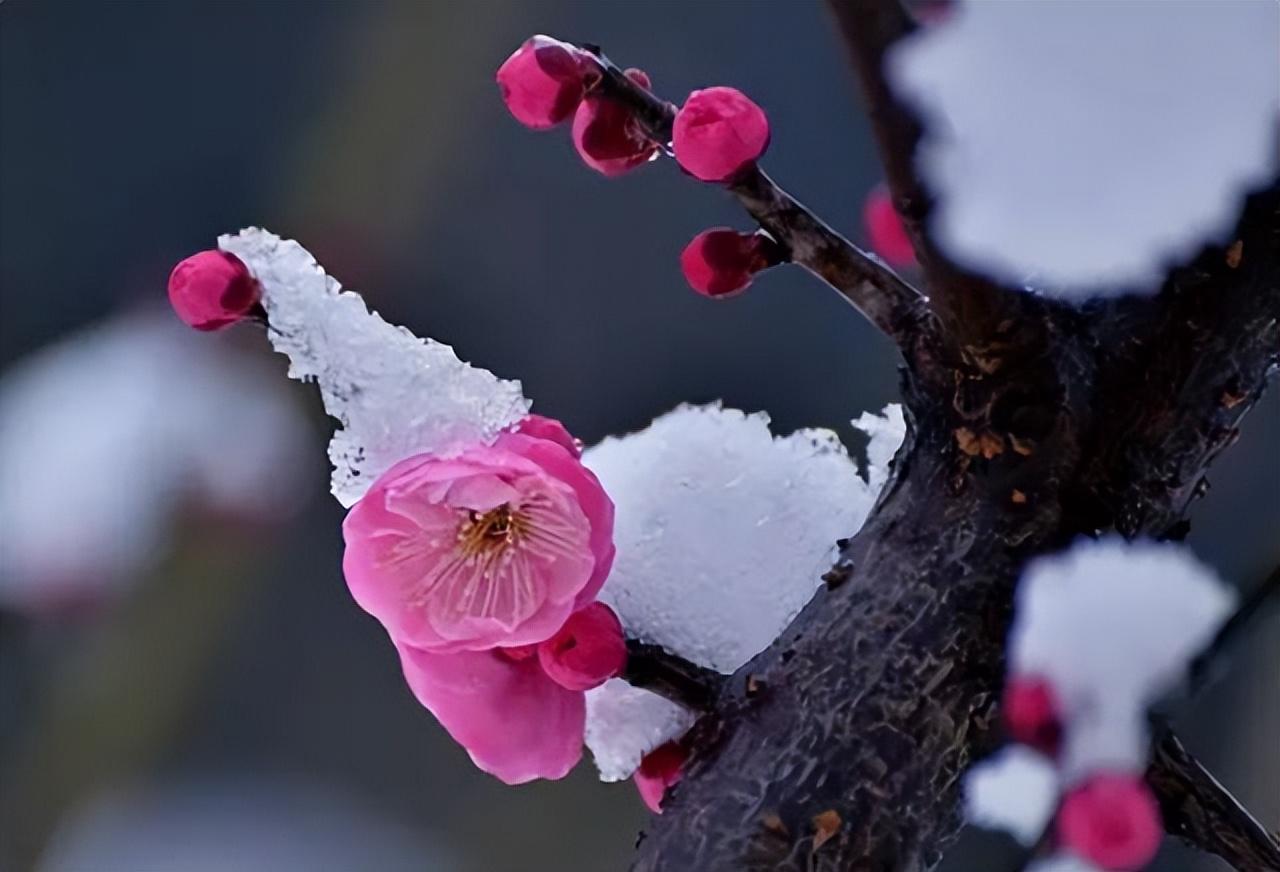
[[496, 35, 592, 130], [167, 250, 261, 331], [398, 642, 585, 783], [672, 86, 770, 183], [398, 602, 626, 784], [634, 741, 686, 813], [343, 425, 614, 652], [1057, 773, 1161, 870]]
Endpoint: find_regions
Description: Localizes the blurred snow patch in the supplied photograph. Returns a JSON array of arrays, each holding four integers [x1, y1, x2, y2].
[[0, 312, 308, 612], [38, 776, 449, 872], [889, 0, 1279, 295], [581, 403, 903, 780], [1009, 539, 1234, 778], [220, 228, 529, 507], [965, 745, 1059, 845]]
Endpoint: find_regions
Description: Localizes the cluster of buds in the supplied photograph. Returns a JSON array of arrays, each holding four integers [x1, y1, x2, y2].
[[1001, 676, 1161, 870], [497, 36, 780, 300]]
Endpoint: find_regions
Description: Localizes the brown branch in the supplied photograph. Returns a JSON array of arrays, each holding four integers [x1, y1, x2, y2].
[[1148, 730, 1280, 872], [580, 47, 935, 350], [824, 0, 1025, 351], [623, 639, 725, 712]]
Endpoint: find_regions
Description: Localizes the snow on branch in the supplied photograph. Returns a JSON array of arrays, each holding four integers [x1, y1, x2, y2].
[[965, 539, 1236, 871], [1009, 539, 1234, 779], [581, 403, 904, 781], [219, 228, 530, 507], [888, 0, 1279, 295]]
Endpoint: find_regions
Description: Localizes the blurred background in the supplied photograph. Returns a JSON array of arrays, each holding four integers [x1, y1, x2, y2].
[[0, 1, 1275, 870]]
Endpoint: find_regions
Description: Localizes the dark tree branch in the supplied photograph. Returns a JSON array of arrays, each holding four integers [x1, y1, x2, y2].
[[580, 47, 936, 351], [630, 178, 1280, 870], [824, 0, 1028, 354], [624, 639, 725, 712], [1148, 730, 1280, 872], [540, 25, 1280, 872]]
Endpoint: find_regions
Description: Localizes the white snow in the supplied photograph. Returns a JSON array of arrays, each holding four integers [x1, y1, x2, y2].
[[0, 311, 309, 611], [580, 404, 903, 780], [964, 746, 1060, 845], [583, 679, 697, 782], [1009, 538, 1234, 778], [888, 0, 1280, 295], [219, 228, 529, 507]]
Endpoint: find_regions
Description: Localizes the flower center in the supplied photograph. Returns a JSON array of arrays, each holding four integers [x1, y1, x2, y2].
[[457, 504, 525, 558]]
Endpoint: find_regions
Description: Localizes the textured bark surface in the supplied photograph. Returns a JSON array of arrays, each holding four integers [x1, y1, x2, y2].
[[632, 186, 1280, 871]]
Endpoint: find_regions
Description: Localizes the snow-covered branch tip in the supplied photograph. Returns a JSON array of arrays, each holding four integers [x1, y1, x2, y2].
[[495, 36, 934, 350]]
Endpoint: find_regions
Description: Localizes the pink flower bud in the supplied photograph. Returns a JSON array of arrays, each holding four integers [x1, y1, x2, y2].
[[167, 250, 260, 331], [1002, 675, 1062, 756], [672, 86, 770, 183], [572, 69, 659, 177], [537, 602, 626, 692], [634, 741, 686, 813], [1058, 773, 1162, 871], [680, 228, 774, 298], [862, 185, 916, 267], [496, 35, 591, 130]]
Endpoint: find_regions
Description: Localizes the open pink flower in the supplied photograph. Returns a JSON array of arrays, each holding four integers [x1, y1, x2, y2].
[[343, 423, 614, 652], [398, 602, 626, 784]]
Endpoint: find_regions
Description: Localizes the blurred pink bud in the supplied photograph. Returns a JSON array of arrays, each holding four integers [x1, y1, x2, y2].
[[862, 185, 916, 267], [572, 69, 659, 177], [538, 602, 627, 691], [634, 741, 687, 813], [680, 228, 773, 298], [1002, 675, 1062, 756], [1058, 773, 1162, 871], [167, 250, 260, 331], [672, 86, 770, 182], [496, 35, 591, 130], [342, 424, 615, 652]]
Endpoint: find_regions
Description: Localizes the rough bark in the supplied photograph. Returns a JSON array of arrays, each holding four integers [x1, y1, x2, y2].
[[630, 177, 1279, 870], [568, 17, 1280, 871]]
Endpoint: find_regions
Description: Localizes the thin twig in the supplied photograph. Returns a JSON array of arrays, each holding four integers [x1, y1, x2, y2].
[[823, 0, 1019, 347], [1148, 729, 1280, 872], [623, 639, 725, 711], [579, 46, 934, 348]]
